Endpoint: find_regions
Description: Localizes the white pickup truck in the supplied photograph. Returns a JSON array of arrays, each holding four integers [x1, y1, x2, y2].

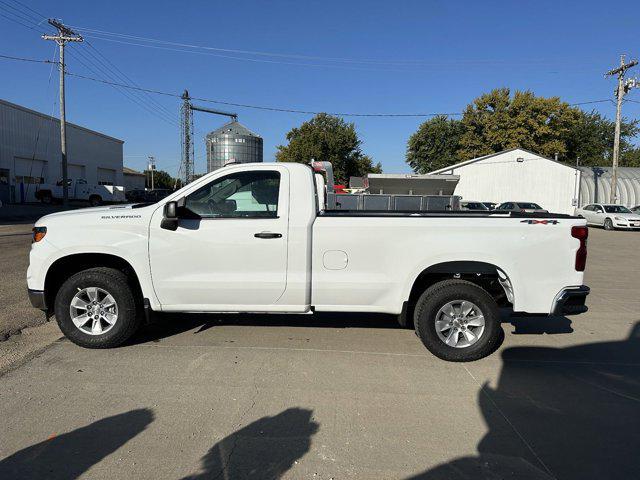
[[27, 162, 590, 361], [35, 178, 126, 206]]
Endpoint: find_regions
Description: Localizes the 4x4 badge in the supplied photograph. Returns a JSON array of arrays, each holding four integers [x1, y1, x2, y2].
[[520, 219, 559, 225]]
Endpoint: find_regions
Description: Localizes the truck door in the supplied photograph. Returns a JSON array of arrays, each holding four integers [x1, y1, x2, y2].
[[148, 166, 289, 309]]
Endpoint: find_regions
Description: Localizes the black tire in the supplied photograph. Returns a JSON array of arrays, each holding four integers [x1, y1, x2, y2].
[[414, 280, 501, 362], [40, 191, 52, 205], [54, 267, 142, 348], [89, 195, 102, 207], [604, 218, 614, 231]]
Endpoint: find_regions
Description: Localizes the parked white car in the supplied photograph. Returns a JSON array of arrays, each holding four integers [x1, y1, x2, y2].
[[36, 178, 126, 206], [27, 162, 590, 361], [574, 204, 640, 231]]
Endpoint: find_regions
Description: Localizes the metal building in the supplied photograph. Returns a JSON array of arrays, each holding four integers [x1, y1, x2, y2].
[[123, 166, 146, 192], [206, 121, 263, 172], [430, 148, 581, 214], [430, 147, 640, 214], [0, 98, 124, 203], [579, 166, 640, 208]]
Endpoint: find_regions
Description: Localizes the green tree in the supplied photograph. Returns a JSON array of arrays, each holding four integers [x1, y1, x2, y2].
[[457, 88, 580, 160], [405, 115, 464, 173], [405, 88, 639, 173], [145, 170, 182, 190], [621, 147, 640, 167], [565, 110, 639, 167], [276, 113, 381, 183]]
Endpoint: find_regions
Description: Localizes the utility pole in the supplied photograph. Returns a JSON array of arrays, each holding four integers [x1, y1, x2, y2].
[[147, 156, 155, 190], [605, 55, 638, 203], [42, 19, 83, 206], [179, 89, 237, 183], [180, 90, 194, 184]]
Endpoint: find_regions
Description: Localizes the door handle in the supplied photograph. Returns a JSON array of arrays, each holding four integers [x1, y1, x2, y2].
[[254, 232, 282, 239]]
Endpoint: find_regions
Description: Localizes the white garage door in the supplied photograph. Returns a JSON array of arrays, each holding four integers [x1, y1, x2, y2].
[[68, 164, 86, 181], [97, 168, 116, 186], [14, 157, 47, 203]]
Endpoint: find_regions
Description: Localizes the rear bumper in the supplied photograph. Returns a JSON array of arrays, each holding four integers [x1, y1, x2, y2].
[[28, 289, 47, 311], [551, 286, 590, 316]]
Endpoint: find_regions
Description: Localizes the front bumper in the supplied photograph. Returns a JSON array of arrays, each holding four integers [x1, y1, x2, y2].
[[28, 289, 47, 311], [551, 286, 590, 316]]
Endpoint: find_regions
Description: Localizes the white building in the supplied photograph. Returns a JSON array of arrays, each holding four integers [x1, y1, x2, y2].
[[0, 99, 124, 203], [123, 167, 146, 192], [430, 148, 582, 214]]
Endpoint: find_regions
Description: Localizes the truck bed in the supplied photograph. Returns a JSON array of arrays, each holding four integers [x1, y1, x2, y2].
[[321, 210, 577, 219]]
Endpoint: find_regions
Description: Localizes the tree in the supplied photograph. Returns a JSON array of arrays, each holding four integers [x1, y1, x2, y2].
[[565, 110, 639, 167], [144, 170, 182, 190], [405, 88, 639, 172], [276, 113, 381, 183], [457, 88, 580, 160], [406, 115, 464, 173], [621, 147, 640, 167]]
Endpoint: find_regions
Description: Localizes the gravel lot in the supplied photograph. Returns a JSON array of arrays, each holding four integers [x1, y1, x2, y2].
[[0, 227, 638, 479]]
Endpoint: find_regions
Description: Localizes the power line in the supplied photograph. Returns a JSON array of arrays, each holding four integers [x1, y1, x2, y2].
[[5, 0, 47, 22], [0, 4, 180, 130], [66, 46, 181, 128], [0, 53, 622, 118], [0, 52, 52, 63], [69, 24, 603, 70], [68, 34, 416, 72], [0, 0, 40, 25]]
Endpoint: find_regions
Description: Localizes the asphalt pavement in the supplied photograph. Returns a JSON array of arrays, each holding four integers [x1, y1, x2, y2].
[[0, 224, 46, 340], [0, 228, 638, 479]]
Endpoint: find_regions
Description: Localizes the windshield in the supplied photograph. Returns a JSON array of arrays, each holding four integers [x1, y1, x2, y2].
[[604, 205, 632, 213], [517, 202, 542, 209]]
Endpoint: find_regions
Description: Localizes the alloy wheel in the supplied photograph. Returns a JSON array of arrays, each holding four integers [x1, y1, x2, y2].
[[434, 300, 485, 348], [69, 287, 118, 335]]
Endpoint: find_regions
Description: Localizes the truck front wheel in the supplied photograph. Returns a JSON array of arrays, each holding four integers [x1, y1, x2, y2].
[[414, 280, 501, 361], [39, 191, 52, 204], [54, 267, 142, 348]]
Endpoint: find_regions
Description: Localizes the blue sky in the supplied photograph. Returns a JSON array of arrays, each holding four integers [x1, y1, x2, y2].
[[2, 0, 639, 176]]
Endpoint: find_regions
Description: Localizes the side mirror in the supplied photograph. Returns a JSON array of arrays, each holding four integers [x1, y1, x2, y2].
[[161, 200, 179, 231]]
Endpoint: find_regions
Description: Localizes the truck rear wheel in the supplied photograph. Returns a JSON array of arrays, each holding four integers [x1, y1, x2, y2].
[[414, 280, 501, 361], [54, 267, 142, 348], [89, 195, 102, 207]]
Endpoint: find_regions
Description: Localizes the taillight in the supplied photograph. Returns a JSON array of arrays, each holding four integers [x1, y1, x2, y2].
[[571, 226, 588, 271]]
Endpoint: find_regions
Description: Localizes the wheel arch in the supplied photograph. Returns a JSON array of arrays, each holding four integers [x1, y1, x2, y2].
[[44, 253, 144, 312], [404, 261, 513, 316]]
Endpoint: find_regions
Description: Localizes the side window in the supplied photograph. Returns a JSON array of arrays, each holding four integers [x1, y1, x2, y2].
[[184, 170, 280, 218], [594, 205, 603, 213]]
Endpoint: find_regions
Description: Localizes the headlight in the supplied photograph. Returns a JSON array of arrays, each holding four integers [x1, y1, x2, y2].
[[32, 226, 47, 242], [614, 216, 626, 221]]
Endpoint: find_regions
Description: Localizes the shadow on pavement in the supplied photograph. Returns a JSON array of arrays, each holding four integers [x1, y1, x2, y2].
[[182, 407, 319, 480], [129, 311, 399, 345], [406, 322, 640, 479], [509, 315, 573, 335], [0, 408, 154, 480]]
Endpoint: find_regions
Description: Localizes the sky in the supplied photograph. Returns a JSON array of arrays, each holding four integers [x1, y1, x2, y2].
[[1, 0, 639, 177]]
